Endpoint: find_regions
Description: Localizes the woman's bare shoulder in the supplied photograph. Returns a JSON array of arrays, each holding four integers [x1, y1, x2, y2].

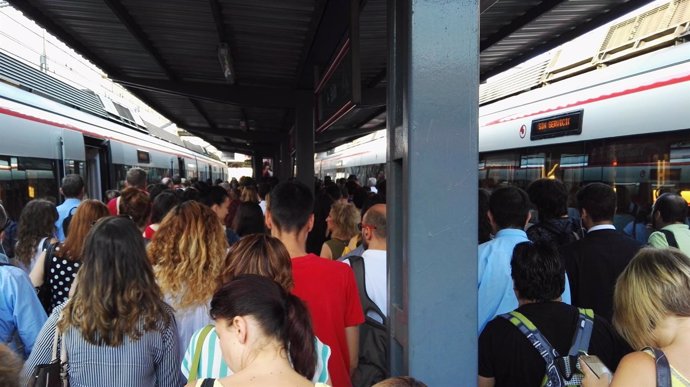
[[610, 351, 656, 387]]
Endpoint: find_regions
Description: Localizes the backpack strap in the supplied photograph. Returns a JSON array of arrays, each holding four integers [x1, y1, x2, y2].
[[659, 229, 679, 248], [188, 325, 214, 381], [349, 256, 385, 323], [643, 347, 672, 387], [568, 308, 594, 357], [500, 311, 563, 387]]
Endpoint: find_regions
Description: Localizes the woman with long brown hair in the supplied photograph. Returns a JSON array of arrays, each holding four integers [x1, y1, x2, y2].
[[14, 199, 58, 272], [182, 234, 331, 385], [29, 200, 109, 313], [147, 200, 229, 357], [22, 216, 183, 386]]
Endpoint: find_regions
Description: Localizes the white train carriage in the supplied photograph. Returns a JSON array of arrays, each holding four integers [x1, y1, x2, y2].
[[0, 81, 226, 218], [316, 42, 690, 206]]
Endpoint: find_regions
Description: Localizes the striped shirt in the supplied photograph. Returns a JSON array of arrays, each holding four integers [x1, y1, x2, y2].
[[182, 325, 331, 384], [22, 302, 184, 387]]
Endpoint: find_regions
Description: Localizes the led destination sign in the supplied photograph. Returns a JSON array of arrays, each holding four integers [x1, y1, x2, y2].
[[531, 110, 583, 140]]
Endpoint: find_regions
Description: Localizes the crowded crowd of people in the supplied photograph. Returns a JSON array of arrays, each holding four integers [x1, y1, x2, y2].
[[478, 178, 690, 387], [0, 169, 415, 387], [4, 166, 690, 386]]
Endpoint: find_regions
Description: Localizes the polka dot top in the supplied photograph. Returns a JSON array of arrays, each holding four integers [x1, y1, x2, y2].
[[47, 245, 80, 310]]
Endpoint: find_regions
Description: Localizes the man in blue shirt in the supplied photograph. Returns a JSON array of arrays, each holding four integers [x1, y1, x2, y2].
[[478, 186, 571, 334], [55, 174, 84, 242], [0, 264, 47, 358]]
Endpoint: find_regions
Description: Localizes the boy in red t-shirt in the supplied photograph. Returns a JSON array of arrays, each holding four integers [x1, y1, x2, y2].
[[266, 181, 364, 387]]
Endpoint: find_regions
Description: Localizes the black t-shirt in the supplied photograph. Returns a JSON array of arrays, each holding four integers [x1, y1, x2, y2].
[[478, 302, 631, 387]]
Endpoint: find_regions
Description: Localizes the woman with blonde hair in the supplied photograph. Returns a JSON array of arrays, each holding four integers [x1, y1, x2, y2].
[[22, 216, 183, 386], [182, 234, 331, 385], [321, 201, 360, 259], [582, 247, 690, 387], [30, 200, 109, 313], [147, 200, 229, 356]]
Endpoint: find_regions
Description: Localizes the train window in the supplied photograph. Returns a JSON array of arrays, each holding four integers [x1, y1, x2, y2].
[[137, 150, 150, 164], [0, 155, 59, 220]]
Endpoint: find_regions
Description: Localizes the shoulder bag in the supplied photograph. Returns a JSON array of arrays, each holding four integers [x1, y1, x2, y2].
[[28, 316, 68, 387]]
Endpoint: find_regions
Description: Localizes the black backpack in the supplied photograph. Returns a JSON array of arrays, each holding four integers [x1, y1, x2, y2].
[[348, 255, 388, 387], [62, 207, 78, 238]]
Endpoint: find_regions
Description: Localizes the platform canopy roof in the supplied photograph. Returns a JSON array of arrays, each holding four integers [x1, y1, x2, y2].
[[8, 0, 655, 154]]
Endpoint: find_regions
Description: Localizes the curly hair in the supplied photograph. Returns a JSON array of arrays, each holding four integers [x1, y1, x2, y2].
[[147, 201, 229, 309], [58, 216, 171, 346], [56, 200, 109, 261], [15, 199, 58, 268], [223, 234, 293, 291], [118, 187, 151, 229], [328, 201, 360, 240]]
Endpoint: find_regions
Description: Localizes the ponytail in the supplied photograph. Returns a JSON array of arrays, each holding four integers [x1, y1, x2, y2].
[[284, 293, 316, 380], [210, 275, 319, 380]]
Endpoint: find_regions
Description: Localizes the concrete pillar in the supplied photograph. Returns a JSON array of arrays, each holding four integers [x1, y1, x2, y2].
[[386, 0, 479, 384]]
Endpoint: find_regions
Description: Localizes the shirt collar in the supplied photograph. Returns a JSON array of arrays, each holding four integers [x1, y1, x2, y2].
[[495, 228, 528, 238], [587, 224, 616, 233]]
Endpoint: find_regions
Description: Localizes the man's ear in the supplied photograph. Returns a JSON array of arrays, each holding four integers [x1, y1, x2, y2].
[[265, 210, 273, 230], [580, 208, 588, 221], [306, 213, 314, 233], [487, 210, 497, 232], [525, 211, 532, 227]]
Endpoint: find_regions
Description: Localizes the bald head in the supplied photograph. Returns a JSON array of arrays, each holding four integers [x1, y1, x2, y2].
[[364, 204, 387, 240]]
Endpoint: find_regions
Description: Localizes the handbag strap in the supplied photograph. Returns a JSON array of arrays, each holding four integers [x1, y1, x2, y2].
[[644, 347, 672, 387], [189, 325, 214, 381]]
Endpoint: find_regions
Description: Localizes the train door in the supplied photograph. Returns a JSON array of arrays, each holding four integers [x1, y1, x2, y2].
[[83, 137, 112, 201], [178, 157, 186, 178]]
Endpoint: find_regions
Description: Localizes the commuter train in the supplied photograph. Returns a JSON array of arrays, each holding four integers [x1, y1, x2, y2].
[[315, 41, 690, 208], [0, 80, 226, 219]]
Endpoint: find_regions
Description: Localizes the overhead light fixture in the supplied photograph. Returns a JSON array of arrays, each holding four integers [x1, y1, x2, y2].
[[217, 42, 235, 84]]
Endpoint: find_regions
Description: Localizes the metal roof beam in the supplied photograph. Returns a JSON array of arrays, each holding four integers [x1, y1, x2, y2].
[[480, 0, 656, 80], [102, 0, 176, 80], [113, 76, 296, 108], [480, 0, 562, 52], [186, 126, 288, 142], [367, 68, 387, 88], [208, 0, 227, 42], [316, 123, 383, 143], [361, 87, 386, 107]]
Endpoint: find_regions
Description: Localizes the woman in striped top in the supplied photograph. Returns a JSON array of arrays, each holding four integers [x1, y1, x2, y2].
[[189, 275, 328, 387], [182, 234, 330, 384], [22, 216, 184, 387]]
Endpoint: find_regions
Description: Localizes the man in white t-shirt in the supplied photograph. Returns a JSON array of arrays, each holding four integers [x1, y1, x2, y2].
[[343, 203, 387, 322]]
